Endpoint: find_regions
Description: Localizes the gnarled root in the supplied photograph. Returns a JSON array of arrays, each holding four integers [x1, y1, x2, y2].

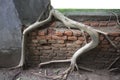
[[39, 59, 71, 68], [19, 8, 119, 80]]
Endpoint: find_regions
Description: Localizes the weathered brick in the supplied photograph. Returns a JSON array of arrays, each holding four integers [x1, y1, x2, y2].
[[75, 40, 83, 45], [66, 43, 74, 47], [46, 35, 52, 40], [101, 41, 109, 45], [108, 32, 120, 36], [52, 44, 66, 47], [32, 39, 38, 43], [48, 28, 55, 34], [52, 47, 60, 50], [37, 36, 46, 40], [38, 29, 47, 36], [28, 43, 37, 47], [115, 37, 120, 41], [99, 21, 107, 27], [31, 50, 40, 55], [64, 30, 73, 36], [55, 31, 63, 36], [48, 40, 56, 43], [90, 21, 99, 27], [73, 30, 81, 36], [66, 43, 81, 48], [78, 37, 85, 41], [60, 48, 67, 51], [31, 32, 37, 36], [57, 40, 65, 44], [37, 47, 43, 50], [39, 40, 47, 44], [50, 22, 56, 27], [83, 21, 90, 26], [68, 36, 77, 41], [101, 48, 108, 51], [31, 56, 40, 61], [52, 35, 67, 40], [52, 35, 61, 40], [42, 46, 51, 50], [100, 36, 104, 40], [101, 45, 110, 48], [108, 21, 116, 26], [40, 56, 51, 62], [40, 50, 53, 54], [67, 48, 75, 50]]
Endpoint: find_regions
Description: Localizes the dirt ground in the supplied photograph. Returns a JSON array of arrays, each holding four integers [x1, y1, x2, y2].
[[0, 64, 120, 80]]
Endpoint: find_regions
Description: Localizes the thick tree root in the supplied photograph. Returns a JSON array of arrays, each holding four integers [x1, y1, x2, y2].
[[39, 59, 71, 67], [18, 8, 119, 80]]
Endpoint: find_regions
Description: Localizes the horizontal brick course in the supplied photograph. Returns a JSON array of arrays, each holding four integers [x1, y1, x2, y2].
[[25, 20, 120, 68]]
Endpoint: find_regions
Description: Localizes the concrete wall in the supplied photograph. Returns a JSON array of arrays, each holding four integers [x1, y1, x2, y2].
[[0, 0, 51, 68], [0, 0, 21, 67], [13, 0, 50, 25]]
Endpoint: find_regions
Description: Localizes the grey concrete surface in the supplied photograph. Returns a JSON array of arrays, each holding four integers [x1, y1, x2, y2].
[[0, 0, 21, 67]]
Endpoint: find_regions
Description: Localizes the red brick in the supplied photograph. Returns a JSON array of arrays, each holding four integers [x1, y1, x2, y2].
[[32, 39, 38, 43], [99, 21, 107, 27], [31, 50, 40, 55], [50, 22, 56, 27], [48, 28, 55, 34], [99, 36, 104, 40], [37, 47, 43, 50], [75, 40, 83, 45], [73, 30, 81, 36], [108, 21, 116, 26], [64, 30, 73, 36], [31, 36, 36, 39], [90, 21, 99, 27], [115, 37, 120, 41], [101, 45, 110, 48], [52, 44, 66, 47], [83, 21, 90, 26], [78, 37, 85, 41], [38, 29, 47, 36], [31, 56, 40, 61], [31, 32, 37, 36], [66, 43, 74, 47], [55, 30, 64, 36], [28, 43, 37, 47], [101, 41, 109, 45], [101, 48, 108, 51], [67, 48, 75, 50], [52, 35, 67, 40], [37, 36, 46, 40], [40, 50, 53, 54], [46, 35, 52, 40], [57, 40, 65, 44], [42, 46, 51, 50], [68, 36, 77, 41], [39, 40, 47, 44], [48, 40, 56, 43], [52, 35, 61, 39], [108, 32, 120, 36], [60, 48, 67, 50], [52, 47, 60, 50], [66, 43, 81, 49]]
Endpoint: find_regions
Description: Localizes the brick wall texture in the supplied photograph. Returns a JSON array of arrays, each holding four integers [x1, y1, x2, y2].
[[25, 20, 120, 69]]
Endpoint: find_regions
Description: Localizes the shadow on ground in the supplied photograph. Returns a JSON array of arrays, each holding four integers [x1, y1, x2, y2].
[[0, 64, 120, 80]]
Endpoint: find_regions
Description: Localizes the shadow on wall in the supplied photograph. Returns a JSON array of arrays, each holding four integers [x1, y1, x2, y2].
[[0, 0, 51, 68]]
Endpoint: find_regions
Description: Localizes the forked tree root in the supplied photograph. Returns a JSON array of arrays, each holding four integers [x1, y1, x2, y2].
[[16, 8, 119, 80]]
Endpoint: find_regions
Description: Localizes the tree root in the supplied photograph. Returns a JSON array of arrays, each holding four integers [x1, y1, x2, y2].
[[19, 8, 119, 80]]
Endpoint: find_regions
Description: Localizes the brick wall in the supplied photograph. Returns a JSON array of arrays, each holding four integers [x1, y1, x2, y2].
[[25, 19, 120, 69]]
